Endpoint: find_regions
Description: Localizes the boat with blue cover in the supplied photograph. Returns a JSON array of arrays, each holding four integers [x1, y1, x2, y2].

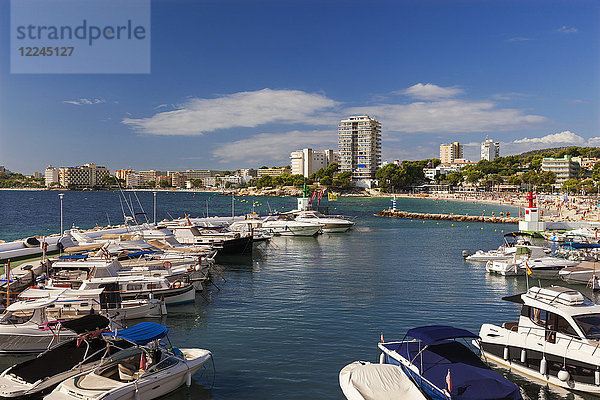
[[378, 325, 522, 400]]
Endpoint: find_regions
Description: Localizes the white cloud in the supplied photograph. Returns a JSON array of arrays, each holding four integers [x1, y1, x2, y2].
[[63, 98, 105, 105], [397, 83, 463, 100], [513, 130, 585, 145], [347, 100, 546, 133], [122, 89, 339, 136], [212, 130, 336, 163], [557, 25, 578, 34]]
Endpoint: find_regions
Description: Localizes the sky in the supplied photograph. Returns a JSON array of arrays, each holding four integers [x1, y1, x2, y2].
[[0, 0, 599, 174]]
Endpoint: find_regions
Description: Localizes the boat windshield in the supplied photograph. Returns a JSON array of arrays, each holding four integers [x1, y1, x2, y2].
[[573, 314, 600, 339], [0, 310, 35, 325]]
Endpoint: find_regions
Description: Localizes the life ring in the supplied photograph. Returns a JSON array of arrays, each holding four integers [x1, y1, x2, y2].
[[170, 280, 182, 289], [162, 261, 172, 269]]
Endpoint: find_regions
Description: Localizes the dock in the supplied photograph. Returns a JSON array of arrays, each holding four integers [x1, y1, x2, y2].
[[376, 209, 519, 224]]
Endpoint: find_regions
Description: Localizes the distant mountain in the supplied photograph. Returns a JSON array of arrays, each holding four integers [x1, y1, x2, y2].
[[515, 146, 600, 159]]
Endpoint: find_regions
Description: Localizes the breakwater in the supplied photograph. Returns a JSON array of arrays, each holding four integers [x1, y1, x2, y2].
[[376, 209, 519, 224]]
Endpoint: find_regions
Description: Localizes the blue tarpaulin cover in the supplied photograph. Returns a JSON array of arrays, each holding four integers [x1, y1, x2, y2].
[[123, 250, 157, 258], [406, 325, 479, 346], [103, 322, 168, 345], [58, 254, 88, 259], [568, 242, 600, 249]]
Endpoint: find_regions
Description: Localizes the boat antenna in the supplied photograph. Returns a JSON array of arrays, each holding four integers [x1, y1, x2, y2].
[[106, 212, 111, 226], [115, 177, 138, 225], [119, 197, 128, 225], [132, 191, 150, 223], [267, 201, 272, 213]]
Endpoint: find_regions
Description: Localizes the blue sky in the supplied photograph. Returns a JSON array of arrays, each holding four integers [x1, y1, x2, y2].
[[1, 0, 599, 174]]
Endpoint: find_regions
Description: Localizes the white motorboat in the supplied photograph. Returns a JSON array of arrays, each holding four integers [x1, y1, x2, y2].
[[466, 246, 516, 262], [339, 361, 427, 400], [524, 257, 580, 279], [559, 261, 600, 287], [45, 322, 212, 400], [479, 286, 600, 394], [261, 215, 322, 236], [0, 302, 104, 353], [0, 315, 118, 398], [294, 210, 354, 233], [486, 245, 547, 276]]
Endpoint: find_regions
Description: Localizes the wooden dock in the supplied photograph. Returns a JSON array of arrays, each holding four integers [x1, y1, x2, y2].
[[376, 209, 519, 224]]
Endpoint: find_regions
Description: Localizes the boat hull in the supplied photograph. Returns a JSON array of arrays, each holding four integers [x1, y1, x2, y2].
[[0, 331, 75, 354]]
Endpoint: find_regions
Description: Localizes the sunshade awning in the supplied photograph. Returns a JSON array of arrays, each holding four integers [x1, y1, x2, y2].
[[103, 322, 168, 345], [406, 325, 479, 346]]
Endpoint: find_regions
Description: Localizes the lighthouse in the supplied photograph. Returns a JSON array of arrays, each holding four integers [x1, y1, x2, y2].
[[518, 191, 546, 233]]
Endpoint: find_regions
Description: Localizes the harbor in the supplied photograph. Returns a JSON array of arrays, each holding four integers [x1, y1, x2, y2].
[[0, 190, 599, 399]]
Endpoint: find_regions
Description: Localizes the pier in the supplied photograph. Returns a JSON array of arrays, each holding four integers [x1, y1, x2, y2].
[[376, 209, 519, 224]]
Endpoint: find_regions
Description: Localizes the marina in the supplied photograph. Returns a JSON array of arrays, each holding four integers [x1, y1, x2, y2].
[[1, 190, 600, 399]]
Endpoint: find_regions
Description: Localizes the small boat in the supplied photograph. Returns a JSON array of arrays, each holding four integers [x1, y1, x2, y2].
[[524, 257, 580, 279], [479, 286, 600, 394], [45, 322, 212, 400], [339, 361, 427, 400], [378, 325, 522, 400], [294, 210, 354, 233], [559, 260, 600, 287], [0, 315, 124, 398], [261, 215, 322, 237]]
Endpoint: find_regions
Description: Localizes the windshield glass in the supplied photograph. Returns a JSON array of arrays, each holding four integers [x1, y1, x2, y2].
[[0, 310, 35, 325], [573, 314, 600, 339]]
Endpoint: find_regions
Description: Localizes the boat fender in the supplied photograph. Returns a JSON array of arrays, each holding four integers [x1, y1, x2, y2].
[[186, 370, 192, 387], [503, 346, 510, 361], [520, 349, 527, 364], [379, 352, 385, 364], [595, 367, 600, 386], [162, 261, 172, 269], [171, 280, 182, 289], [540, 357, 547, 376], [558, 368, 570, 382]]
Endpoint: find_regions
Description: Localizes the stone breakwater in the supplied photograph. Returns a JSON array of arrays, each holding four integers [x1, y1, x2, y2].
[[376, 209, 520, 224]]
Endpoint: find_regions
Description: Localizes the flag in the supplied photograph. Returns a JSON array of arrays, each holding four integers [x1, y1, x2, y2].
[[380, 333, 384, 343], [446, 369, 452, 392], [317, 190, 324, 205], [525, 262, 533, 276], [328, 192, 338, 201]]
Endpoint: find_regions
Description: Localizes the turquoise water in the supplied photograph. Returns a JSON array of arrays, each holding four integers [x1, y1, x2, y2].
[[0, 190, 592, 399]]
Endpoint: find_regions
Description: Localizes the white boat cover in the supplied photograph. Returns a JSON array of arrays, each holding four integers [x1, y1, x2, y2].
[[339, 361, 427, 400], [19, 288, 105, 299]]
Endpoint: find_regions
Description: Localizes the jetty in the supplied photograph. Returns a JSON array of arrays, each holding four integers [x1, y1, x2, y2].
[[376, 209, 519, 224]]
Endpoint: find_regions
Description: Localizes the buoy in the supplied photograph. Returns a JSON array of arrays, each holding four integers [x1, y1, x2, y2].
[[558, 368, 570, 382], [467, 226, 469, 228], [595, 366, 600, 386], [520, 349, 526, 363], [503, 346, 510, 361], [481, 227, 483, 230], [186, 370, 192, 387], [451, 224, 454, 226], [540, 357, 547, 375], [379, 352, 385, 364]]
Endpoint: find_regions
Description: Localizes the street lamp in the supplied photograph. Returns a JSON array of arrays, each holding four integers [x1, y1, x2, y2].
[[58, 193, 64, 237], [153, 191, 157, 225]]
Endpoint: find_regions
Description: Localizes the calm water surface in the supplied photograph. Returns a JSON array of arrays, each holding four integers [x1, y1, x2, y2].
[[0, 190, 594, 400]]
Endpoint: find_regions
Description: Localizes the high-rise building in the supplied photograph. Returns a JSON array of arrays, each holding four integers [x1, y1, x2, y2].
[[338, 115, 381, 183], [58, 163, 109, 188], [440, 142, 463, 164], [45, 165, 59, 187], [480, 137, 500, 161], [290, 148, 340, 177], [115, 169, 135, 180]]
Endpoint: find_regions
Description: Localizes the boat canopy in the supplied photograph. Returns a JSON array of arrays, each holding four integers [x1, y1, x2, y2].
[[58, 254, 88, 260], [103, 322, 168, 345], [6, 298, 56, 311], [568, 242, 600, 249], [504, 231, 534, 238], [61, 314, 110, 334], [406, 325, 479, 346]]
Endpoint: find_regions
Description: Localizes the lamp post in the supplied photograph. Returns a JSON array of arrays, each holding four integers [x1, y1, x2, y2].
[[58, 193, 64, 237], [153, 191, 157, 225]]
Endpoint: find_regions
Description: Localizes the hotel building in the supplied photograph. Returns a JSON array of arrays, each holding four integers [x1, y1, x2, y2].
[[338, 115, 381, 184], [440, 142, 463, 164], [290, 148, 340, 177], [480, 137, 500, 161]]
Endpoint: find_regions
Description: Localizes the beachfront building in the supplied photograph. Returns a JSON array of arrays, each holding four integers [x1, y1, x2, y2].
[[541, 156, 581, 184], [125, 173, 143, 188], [45, 165, 60, 187], [115, 169, 135, 180], [168, 171, 186, 188], [440, 142, 463, 164], [338, 115, 381, 187], [423, 165, 461, 181], [256, 167, 290, 177], [290, 148, 340, 177], [480, 137, 500, 161], [182, 170, 223, 180], [138, 170, 165, 185], [58, 163, 110, 188]]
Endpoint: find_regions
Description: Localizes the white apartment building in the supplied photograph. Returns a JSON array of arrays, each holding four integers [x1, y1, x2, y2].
[[59, 163, 109, 188], [338, 115, 381, 184], [480, 137, 500, 161], [424, 165, 461, 181], [541, 156, 581, 184], [126, 173, 143, 188], [181, 170, 222, 180], [440, 142, 463, 164], [290, 148, 340, 177], [45, 165, 60, 187], [115, 169, 135, 180]]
